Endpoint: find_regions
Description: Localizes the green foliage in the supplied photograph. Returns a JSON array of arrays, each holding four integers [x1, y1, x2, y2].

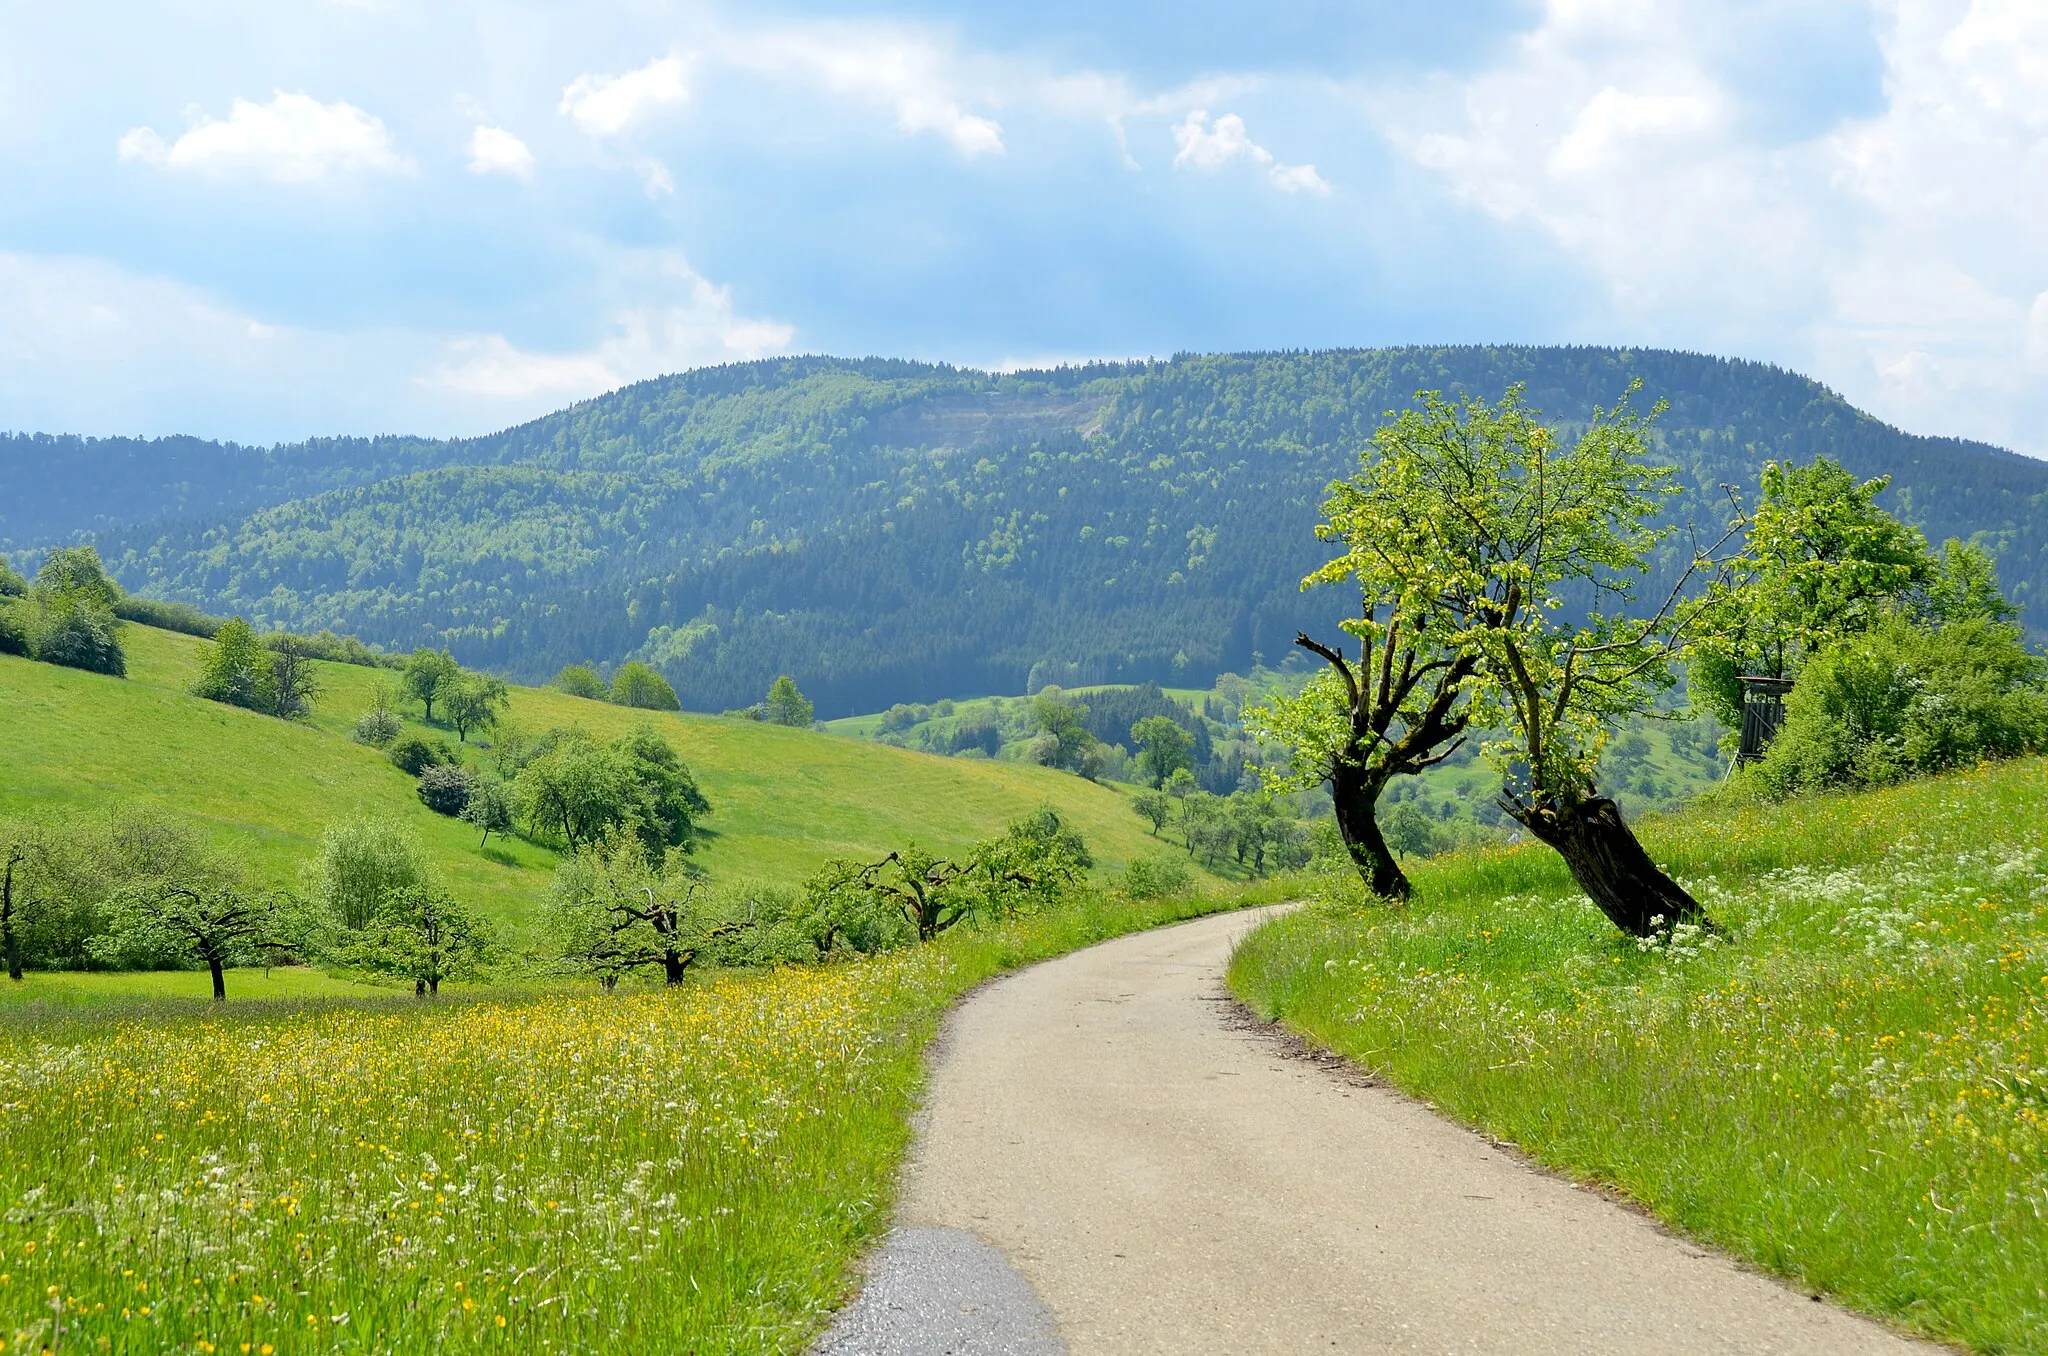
[[1381, 801, 1442, 859], [388, 732, 456, 777], [1747, 617, 2048, 795], [609, 660, 680, 711], [554, 662, 607, 699], [1027, 690, 1098, 772], [1129, 714, 1193, 788], [192, 616, 275, 712], [766, 673, 813, 727], [443, 671, 510, 741], [545, 829, 716, 987], [304, 816, 429, 933], [0, 599, 29, 658], [416, 763, 474, 816], [94, 869, 300, 999], [1696, 457, 1939, 728], [113, 595, 224, 637], [511, 726, 710, 857], [356, 883, 495, 995], [400, 647, 461, 723], [26, 551, 128, 678], [459, 772, 514, 846], [352, 685, 403, 745], [1119, 854, 1192, 900], [0, 554, 25, 597], [1130, 788, 1171, 835], [34, 546, 121, 610]]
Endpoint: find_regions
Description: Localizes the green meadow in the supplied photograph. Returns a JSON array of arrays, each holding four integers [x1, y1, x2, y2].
[[1231, 757, 2048, 1353], [0, 623, 1182, 935]]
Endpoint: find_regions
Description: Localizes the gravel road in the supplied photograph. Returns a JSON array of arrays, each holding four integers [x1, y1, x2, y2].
[[823, 905, 1942, 1355]]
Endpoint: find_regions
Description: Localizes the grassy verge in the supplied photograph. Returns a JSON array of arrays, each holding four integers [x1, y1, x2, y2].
[[1, 883, 1280, 1354], [1229, 757, 2048, 1353]]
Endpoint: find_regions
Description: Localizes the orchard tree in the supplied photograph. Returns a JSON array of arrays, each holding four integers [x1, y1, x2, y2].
[[1030, 693, 1098, 771], [547, 831, 734, 986], [555, 663, 608, 700], [193, 617, 275, 711], [1313, 384, 1737, 936], [98, 877, 300, 1001], [1129, 716, 1193, 789], [1130, 788, 1172, 836], [401, 647, 462, 724], [267, 634, 321, 719], [609, 661, 680, 711], [363, 884, 494, 997], [461, 773, 514, 847], [443, 671, 509, 742]]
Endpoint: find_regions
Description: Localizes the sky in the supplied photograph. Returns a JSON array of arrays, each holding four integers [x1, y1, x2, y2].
[[3, 0, 2046, 455]]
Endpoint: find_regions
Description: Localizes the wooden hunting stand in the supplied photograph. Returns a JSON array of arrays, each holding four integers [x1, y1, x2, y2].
[[1735, 675, 1794, 765]]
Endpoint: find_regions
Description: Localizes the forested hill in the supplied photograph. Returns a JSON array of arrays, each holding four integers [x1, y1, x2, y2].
[[9, 347, 2045, 717]]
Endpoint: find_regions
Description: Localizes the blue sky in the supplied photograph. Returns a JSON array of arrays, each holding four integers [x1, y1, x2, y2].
[[3, 0, 2045, 455]]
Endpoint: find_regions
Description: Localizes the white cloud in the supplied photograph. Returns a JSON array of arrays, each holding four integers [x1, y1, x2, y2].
[[1171, 110, 1331, 195], [117, 91, 413, 182], [722, 27, 1005, 156], [558, 56, 689, 136], [427, 252, 793, 399], [1379, 0, 2048, 454], [466, 125, 534, 179], [0, 249, 790, 442]]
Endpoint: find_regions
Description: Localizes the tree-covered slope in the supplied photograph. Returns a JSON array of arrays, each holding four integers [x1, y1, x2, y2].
[[19, 348, 2043, 716]]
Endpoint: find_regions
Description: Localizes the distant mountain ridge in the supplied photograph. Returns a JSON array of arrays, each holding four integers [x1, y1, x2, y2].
[[6, 347, 2044, 716]]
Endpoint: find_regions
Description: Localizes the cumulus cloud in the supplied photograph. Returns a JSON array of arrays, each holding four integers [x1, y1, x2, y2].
[[558, 56, 690, 136], [722, 26, 1005, 156], [117, 91, 413, 182], [426, 252, 793, 399], [1379, 0, 2048, 453], [466, 125, 534, 179], [1170, 110, 1330, 195]]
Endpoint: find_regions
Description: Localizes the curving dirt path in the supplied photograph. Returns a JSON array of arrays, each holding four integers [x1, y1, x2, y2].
[[824, 906, 1942, 1355]]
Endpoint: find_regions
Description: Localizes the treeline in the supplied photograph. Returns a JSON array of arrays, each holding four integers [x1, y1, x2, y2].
[[31, 347, 2044, 715]]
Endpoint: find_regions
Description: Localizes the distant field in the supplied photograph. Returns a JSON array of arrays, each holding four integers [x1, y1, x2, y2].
[[0, 625, 1185, 934], [1232, 757, 2048, 1353]]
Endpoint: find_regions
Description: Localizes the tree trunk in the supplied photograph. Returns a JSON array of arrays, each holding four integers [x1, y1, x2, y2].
[[207, 956, 226, 1001], [1331, 764, 1409, 900], [429, 976, 440, 996], [415, 978, 425, 997], [2, 856, 21, 981], [662, 948, 688, 985], [1510, 796, 1710, 936]]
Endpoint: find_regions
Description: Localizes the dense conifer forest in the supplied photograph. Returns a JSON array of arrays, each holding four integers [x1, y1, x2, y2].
[[6, 346, 2043, 716]]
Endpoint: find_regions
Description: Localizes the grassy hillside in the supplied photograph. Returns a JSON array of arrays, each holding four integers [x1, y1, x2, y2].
[[0, 624, 1182, 932], [1232, 757, 2048, 1352]]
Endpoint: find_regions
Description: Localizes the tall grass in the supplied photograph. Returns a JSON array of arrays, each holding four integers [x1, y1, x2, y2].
[[1231, 758, 2048, 1353], [0, 884, 1265, 1354]]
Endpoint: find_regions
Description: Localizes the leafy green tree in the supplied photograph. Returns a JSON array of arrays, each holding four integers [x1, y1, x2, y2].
[[1922, 538, 2021, 626], [1694, 457, 1936, 729], [0, 598, 28, 658], [765, 674, 814, 726], [443, 671, 510, 741], [97, 874, 300, 1001], [305, 817, 428, 932], [417, 764, 473, 816], [359, 884, 494, 997], [1129, 715, 1193, 788], [546, 831, 733, 986], [29, 586, 125, 676], [609, 661, 680, 711], [1130, 788, 1172, 836], [193, 617, 277, 712], [389, 733, 456, 776], [0, 828, 49, 981], [401, 647, 462, 723], [461, 772, 514, 847], [1030, 692, 1098, 772], [555, 662, 608, 699], [1381, 801, 1441, 860], [352, 685, 403, 745], [614, 723, 712, 852], [33, 546, 121, 609], [1315, 385, 1737, 936], [0, 553, 27, 597]]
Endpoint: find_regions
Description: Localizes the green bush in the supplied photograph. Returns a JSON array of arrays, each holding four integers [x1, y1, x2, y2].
[[0, 599, 29, 657], [114, 596, 225, 638], [416, 764, 474, 816], [1121, 854, 1192, 900], [554, 663, 607, 700], [191, 617, 275, 711], [389, 734, 456, 777], [32, 593, 126, 676], [0, 554, 27, 597], [609, 661, 680, 711], [1754, 617, 2048, 795]]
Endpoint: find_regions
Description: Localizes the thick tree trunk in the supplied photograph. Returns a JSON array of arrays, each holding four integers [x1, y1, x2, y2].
[[662, 948, 689, 985], [1510, 796, 1709, 936], [415, 978, 426, 997], [208, 957, 226, 1002], [1331, 764, 1409, 901], [2, 857, 21, 981], [429, 976, 440, 997]]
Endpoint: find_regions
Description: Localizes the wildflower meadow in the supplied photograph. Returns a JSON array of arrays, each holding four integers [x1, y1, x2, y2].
[[1231, 756, 2048, 1352]]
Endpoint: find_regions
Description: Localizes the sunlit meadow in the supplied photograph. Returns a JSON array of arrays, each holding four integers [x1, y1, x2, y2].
[[1231, 756, 2048, 1353], [0, 887, 1268, 1355]]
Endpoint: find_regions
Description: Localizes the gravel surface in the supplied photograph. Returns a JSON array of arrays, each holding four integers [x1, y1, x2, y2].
[[877, 905, 1941, 1356], [814, 1226, 1065, 1356]]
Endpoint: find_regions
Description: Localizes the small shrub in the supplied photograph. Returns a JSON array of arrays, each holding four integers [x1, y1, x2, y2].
[[1121, 854, 1192, 900], [390, 733, 456, 777], [417, 764, 474, 816], [0, 554, 31, 597], [0, 600, 29, 657], [354, 702, 403, 746]]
